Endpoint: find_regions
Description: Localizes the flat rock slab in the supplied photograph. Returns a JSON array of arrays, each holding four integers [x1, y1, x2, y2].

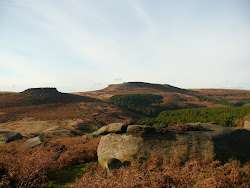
[[93, 123, 126, 135], [23, 136, 44, 148], [0, 130, 23, 145]]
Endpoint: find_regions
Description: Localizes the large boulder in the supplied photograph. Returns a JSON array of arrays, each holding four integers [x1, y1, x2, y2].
[[0, 130, 23, 145], [97, 134, 144, 169], [97, 123, 250, 171], [23, 136, 44, 148]]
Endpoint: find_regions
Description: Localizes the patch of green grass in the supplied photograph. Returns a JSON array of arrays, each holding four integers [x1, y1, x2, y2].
[[41, 162, 96, 188]]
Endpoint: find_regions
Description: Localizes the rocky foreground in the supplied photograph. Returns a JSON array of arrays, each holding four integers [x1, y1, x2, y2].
[[92, 123, 250, 171], [0, 122, 250, 187], [1, 122, 250, 172]]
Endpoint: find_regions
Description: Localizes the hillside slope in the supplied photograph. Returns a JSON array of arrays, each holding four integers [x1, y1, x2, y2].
[[0, 88, 139, 137], [1, 84, 250, 137]]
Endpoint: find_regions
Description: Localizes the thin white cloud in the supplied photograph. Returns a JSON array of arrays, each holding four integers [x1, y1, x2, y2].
[[19, 1, 136, 69], [126, 0, 154, 32]]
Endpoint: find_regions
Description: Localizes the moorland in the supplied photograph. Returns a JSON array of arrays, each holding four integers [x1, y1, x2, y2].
[[0, 82, 250, 187]]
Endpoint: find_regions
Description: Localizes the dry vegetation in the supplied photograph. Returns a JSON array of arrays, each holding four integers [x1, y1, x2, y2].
[[190, 88, 250, 100], [0, 137, 100, 187], [76, 153, 250, 188], [0, 102, 137, 123], [1, 131, 250, 188], [2, 138, 249, 187], [0, 99, 139, 137], [168, 123, 206, 131]]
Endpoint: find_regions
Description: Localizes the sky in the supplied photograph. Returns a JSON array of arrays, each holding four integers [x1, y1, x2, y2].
[[0, 0, 249, 92]]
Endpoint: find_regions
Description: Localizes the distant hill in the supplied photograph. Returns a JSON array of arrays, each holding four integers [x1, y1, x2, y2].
[[78, 82, 250, 106], [0, 87, 139, 138], [106, 82, 189, 93], [76, 82, 230, 109], [77, 82, 191, 100], [0, 87, 101, 108]]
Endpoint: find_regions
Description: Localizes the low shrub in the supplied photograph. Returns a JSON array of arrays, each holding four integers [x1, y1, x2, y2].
[[76, 153, 250, 188], [168, 123, 205, 131], [0, 136, 100, 187]]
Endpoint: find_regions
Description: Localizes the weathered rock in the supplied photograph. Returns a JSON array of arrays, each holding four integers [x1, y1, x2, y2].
[[92, 123, 126, 135], [97, 134, 144, 169], [127, 125, 155, 136], [23, 136, 44, 148], [97, 123, 250, 171], [0, 130, 23, 144], [244, 121, 250, 129]]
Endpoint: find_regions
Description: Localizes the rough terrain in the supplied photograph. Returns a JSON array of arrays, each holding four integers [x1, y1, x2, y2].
[[97, 123, 250, 171], [1, 83, 250, 138]]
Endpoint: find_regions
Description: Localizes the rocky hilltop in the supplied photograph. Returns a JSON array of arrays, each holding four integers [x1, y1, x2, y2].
[[22, 87, 61, 95]]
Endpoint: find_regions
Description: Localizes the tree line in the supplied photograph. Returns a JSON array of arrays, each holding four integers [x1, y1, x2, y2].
[[194, 95, 250, 107], [109, 94, 250, 127], [138, 106, 250, 127], [109, 94, 164, 117]]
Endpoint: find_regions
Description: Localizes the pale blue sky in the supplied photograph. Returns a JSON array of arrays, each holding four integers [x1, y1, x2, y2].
[[0, 0, 249, 92]]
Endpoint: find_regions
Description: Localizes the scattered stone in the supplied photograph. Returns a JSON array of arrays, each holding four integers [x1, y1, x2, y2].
[[0, 130, 23, 145], [23, 136, 44, 148]]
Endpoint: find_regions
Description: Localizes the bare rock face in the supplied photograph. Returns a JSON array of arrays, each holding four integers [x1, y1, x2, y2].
[[0, 130, 23, 145], [23, 136, 44, 148], [97, 123, 250, 171], [97, 134, 143, 169]]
